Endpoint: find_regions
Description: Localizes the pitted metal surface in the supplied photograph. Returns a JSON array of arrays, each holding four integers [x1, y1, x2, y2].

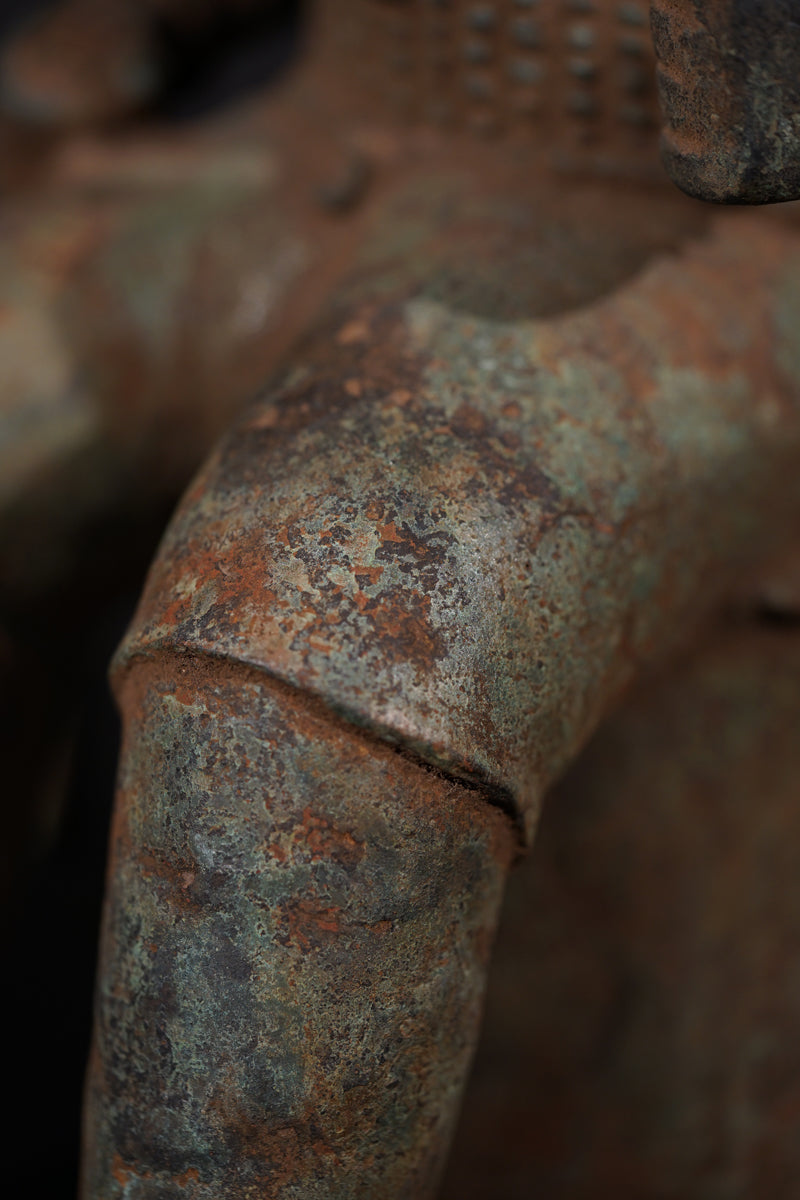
[[119, 208, 800, 839], [84, 657, 515, 1198], [75, 2, 800, 1195]]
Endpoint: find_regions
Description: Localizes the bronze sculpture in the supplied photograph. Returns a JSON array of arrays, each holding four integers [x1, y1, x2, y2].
[[2, 1, 799, 1195], [79, 2, 800, 1196]]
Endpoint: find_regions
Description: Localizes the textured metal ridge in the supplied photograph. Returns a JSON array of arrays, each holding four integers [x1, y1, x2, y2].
[[118, 209, 800, 840]]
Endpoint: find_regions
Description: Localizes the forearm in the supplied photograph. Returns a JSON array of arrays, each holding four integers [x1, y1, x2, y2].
[[83, 653, 515, 1198]]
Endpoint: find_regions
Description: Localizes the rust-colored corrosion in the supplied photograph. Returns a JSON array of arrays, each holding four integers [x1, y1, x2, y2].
[[651, 0, 800, 204], [2, 0, 671, 876], [85, 656, 515, 1197], [79, 3, 800, 1195], [120, 203, 800, 840], [0, 0, 669, 615]]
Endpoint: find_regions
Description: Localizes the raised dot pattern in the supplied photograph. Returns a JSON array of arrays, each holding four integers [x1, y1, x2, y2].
[[352, 0, 657, 147]]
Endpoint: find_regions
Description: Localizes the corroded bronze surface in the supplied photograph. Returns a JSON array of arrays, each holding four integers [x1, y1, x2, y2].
[[84, 656, 515, 1197], [120, 203, 800, 840], [652, 0, 800, 203], [0, 0, 667, 615], [75, 2, 800, 1195], [2, 0, 672, 886], [95, 195, 800, 1197]]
